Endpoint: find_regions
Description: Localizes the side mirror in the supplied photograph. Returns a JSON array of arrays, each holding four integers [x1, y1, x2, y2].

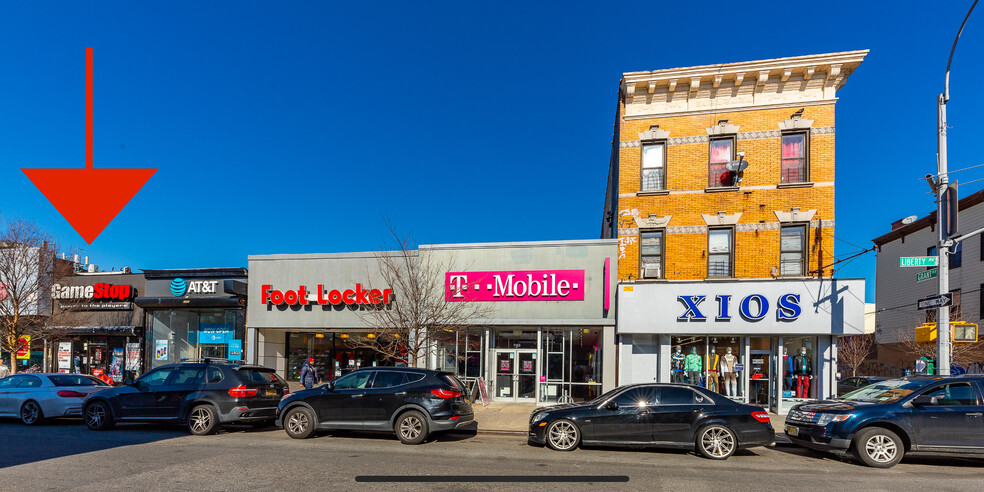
[[605, 401, 619, 411], [911, 395, 937, 407]]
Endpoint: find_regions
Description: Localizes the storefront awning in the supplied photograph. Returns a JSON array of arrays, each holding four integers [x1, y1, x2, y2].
[[134, 296, 243, 308], [49, 326, 140, 336]]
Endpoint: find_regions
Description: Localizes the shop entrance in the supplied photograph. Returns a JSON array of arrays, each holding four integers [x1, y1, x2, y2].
[[749, 349, 772, 408], [493, 349, 536, 402]]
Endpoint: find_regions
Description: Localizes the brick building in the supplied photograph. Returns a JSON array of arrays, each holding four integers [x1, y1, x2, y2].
[[603, 51, 869, 413]]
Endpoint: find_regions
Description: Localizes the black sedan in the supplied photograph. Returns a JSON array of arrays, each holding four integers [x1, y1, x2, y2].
[[528, 383, 774, 460]]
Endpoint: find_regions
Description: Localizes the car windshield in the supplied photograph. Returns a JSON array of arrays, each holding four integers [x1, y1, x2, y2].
[[49, 375, 109, 387], [841, 378, 929, 403]]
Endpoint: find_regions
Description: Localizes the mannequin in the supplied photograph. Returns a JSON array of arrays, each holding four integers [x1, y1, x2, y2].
[[685, 347, 703, 386], [707, 347, 719, 392], [783, 347, 793, 391], [719, 347, 738, 397], [793, 347, 813, 398], [671, 346, 685, 383]]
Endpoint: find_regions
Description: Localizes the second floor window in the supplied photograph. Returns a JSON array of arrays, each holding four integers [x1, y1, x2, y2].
[[641, 143, 666, 191], [708, 138, 734, 188], [781, 133, 808, 183], [708, 228, 733, 277], [780, 225, 806, 276], [639, 230, 663, 279]]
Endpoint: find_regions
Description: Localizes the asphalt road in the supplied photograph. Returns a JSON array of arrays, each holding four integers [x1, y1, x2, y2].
[[0, 419, 982, 491]]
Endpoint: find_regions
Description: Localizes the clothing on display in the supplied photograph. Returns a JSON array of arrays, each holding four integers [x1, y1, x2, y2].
[[793, 348, 812, 398], [707, 348, 719, 393], [685, 348, 702, 386], [719, 348, 738, 397], [671, 346, 685, 384]]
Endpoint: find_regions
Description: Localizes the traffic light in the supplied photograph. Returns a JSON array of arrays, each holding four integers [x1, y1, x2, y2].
[[915, 321, 978, 344]]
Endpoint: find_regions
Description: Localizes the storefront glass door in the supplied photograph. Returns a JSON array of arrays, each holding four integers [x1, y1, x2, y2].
[[749, 347, 772, 408], [494, 349, 536, 402]]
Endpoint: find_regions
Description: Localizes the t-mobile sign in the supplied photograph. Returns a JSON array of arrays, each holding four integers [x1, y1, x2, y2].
[[445, 270, 585, 301]]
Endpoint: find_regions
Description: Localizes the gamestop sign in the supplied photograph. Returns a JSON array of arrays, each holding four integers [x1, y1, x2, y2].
[[446, 270, 585, 302]]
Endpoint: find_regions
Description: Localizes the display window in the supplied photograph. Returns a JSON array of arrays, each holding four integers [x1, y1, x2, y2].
[[708, 336, 743, 398], [147, 309, 244, 369], [782, 336, 818, 400], [538, 327, 603, 403], [671, 336, 706, 387]]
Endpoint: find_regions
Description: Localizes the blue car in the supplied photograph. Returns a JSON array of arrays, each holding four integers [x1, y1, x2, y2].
[[784, 375, 984, 468]]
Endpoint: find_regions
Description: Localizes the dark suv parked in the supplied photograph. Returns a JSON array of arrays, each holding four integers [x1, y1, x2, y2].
[[82, 360, 288, 435], [277, 367, 473, 444], [785, 375, 984, 468]]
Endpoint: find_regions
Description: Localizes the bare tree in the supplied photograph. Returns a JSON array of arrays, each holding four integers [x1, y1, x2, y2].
[[351, 224, 492, 368], [890, 323, 984, 371], [838, 333, 875, 377], [0, 219, 60, 374]]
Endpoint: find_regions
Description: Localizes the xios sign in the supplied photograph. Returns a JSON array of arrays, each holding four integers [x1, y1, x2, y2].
[[677, 293, 802, 322], [445, 270, 585, 302]]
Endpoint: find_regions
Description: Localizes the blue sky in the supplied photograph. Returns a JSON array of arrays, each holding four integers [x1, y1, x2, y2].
[[1, 1, 983, 302]]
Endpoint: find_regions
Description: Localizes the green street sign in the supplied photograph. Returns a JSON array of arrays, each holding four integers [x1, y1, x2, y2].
[[916, 268, 938, 282], [900, 256, 939, 267]]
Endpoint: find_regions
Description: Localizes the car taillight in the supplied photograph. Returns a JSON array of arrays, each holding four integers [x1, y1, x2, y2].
[[430, 389, 461, 400], [56, 390, 88, 398], [228, 385, 258, 398], [751, 411, 771, 423]]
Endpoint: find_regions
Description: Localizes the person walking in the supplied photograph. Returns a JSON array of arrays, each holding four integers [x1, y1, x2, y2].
[[300, 357, 318, 390], [0, 359, 9, 379]]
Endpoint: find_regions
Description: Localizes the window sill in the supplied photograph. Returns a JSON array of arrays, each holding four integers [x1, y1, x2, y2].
[[703, 277, 736, 281], [704, 186, 740, 193], [777, 182, 814, 189], [636, 190, 670, 196]]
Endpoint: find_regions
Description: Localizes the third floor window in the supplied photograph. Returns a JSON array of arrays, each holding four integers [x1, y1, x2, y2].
[[781, 133, 808, 183], [708, 138, 735, 188], [641, 143, 666, 191]]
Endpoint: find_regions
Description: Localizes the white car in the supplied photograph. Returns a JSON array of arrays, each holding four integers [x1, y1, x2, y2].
[[0, 373, 112, 425]]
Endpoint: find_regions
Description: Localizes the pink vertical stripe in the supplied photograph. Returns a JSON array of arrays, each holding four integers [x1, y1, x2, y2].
[[604, 257, 611, 310]]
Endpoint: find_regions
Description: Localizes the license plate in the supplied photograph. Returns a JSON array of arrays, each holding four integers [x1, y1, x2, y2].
[[266, 389, 277, 396], [785, 425, 799, 436]]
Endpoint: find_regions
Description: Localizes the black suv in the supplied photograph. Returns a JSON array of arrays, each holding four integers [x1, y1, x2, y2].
[[785, 375, 984, 468], [277, 367, 473, 444], [82, 360, 288, 435]]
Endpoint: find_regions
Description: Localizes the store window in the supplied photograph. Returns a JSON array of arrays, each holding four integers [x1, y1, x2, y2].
[[434, 327, 484, 385], [708, 229, 733, 278], [782, 336, 818, 400], [780, 225, 807, 276], [709, 336, 743, 398], [641, 143, 666, 191], [639, 230, 664, 279], [494, 329, 537, 349], [539, 327, 603, 403], [147, 309, 245, 369], [708, 138, 735, 188], [286, 333, 333, 382], [781, 133, 808, 183]]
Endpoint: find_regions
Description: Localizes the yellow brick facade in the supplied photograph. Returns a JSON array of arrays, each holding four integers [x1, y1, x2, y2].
[[610, 105, 837, 281]]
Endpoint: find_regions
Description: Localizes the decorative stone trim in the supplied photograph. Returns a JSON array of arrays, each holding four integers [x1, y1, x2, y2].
[[736, 222, 781, 232], [775, 208, 818, 223], [778, 117, 814, 130], [634, 214, 672, 229], [620, 126, 835, 148], [617, 228, 639, 236], [705, 122, 741, 136], [667, 225, 708, 234], [702, 212, 742, 226], [638, 126, 671, 141], [636, 190, 670, 197]]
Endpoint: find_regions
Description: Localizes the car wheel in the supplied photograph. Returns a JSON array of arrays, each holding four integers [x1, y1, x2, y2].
[[853, 427, 904, 468], [395, 410, 429, 445], [696, 424, 737, 460], [545, 419, 580, 451], [283, 407, 315, 439], [84, 401, 115, 430], [187, 405, 221, 436], [20, 400, 44, 426]]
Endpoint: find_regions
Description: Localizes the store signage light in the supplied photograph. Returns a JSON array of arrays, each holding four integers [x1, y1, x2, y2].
[[261, 284, 393, 306], [677, 293, 802, 322], [51, 283, 135, 301]]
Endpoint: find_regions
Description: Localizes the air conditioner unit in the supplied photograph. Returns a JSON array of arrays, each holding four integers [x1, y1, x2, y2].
[[643, 265, 662, 279]]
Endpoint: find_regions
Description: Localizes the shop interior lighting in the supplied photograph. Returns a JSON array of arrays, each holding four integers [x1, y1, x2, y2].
[[315, 333, 324, 338], [367, 333, 375, 338], [340, 333, 349, 339]]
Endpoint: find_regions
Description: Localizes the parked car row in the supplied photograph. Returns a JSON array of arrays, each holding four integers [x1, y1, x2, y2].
[[3, 363, 984, 467]]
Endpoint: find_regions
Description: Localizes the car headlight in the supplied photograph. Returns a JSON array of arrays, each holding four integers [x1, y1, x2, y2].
[[817, 413, 853, 426], [531, 412, 548, 424]]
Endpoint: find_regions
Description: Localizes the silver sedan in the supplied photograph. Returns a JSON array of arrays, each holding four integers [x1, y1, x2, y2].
[[0, 373, 112, 425]]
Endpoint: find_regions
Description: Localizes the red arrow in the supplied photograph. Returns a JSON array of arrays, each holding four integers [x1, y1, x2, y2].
[[21, 48, 156, 244]]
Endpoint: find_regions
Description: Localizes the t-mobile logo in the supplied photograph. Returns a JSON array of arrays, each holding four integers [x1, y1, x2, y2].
[[448, 274, 469, 298]]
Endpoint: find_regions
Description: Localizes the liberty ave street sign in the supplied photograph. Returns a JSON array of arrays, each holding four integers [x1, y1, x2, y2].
[[900, 256, 939, 267]]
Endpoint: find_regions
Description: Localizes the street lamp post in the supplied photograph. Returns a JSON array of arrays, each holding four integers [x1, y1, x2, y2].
[[935, 0, 978, 376]]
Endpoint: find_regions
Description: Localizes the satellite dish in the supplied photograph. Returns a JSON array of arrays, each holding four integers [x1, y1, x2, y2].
[[901, 215, 918, 225], [725, 159, 749, 172]]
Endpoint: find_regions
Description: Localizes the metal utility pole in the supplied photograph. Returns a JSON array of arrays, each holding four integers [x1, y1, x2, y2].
[[936, 0, 978, 376]]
